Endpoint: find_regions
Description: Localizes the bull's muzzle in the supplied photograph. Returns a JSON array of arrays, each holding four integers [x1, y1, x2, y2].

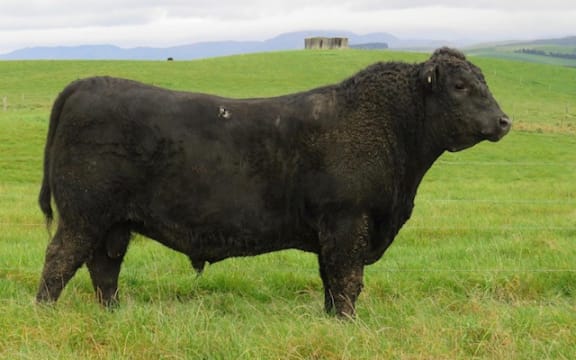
[[485, 115, 511, 141]]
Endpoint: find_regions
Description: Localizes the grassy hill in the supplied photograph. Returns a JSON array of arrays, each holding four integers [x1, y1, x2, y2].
[[0, 50, 575, 358], [467, 36, 576, 67]]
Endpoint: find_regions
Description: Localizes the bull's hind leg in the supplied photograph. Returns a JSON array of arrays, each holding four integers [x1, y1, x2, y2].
[[36, 224, 96, 303], [86, 224, 131, 307]]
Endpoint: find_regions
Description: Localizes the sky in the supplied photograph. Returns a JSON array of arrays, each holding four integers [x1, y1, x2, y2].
[[1, 0, 575, 54]]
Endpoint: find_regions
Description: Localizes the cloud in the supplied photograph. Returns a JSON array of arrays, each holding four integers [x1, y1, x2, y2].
[[348, 0, 576, 11], [0, 1, 574, 53], [0, 1, 162, 30], [3, 1, 572, 30], [0, 0, 337, 29]]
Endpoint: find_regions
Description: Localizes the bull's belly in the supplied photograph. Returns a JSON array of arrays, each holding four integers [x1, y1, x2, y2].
[[131, 213, 319, 264]]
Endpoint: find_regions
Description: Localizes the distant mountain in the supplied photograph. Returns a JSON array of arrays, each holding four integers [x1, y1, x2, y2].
[[0, 30, 468, 60], [0, 42, 264, 61]]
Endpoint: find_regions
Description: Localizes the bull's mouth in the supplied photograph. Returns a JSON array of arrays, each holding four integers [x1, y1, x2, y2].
[[481, 116, 512, 142], [491, 116, 512, 140], [482, 126, 511, 142], [484, 131, 505, 142]]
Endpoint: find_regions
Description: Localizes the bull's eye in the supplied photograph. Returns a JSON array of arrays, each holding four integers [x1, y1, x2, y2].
[[454, 83, 467, 91]]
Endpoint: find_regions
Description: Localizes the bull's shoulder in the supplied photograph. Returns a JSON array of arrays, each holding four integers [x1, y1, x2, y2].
[[274, 86, 340, 127]]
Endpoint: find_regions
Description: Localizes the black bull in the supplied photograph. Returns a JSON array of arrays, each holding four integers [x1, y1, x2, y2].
[[37, 48, 511, 317]]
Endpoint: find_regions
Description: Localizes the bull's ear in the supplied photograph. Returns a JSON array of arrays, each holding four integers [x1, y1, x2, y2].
[[420, 62, 440, 92]]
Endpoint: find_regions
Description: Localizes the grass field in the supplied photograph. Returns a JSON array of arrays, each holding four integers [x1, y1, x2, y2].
[[0, 50, 575, 359]]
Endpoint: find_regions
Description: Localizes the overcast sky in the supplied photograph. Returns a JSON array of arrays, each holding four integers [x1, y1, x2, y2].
[[1, 1, 575, 54]]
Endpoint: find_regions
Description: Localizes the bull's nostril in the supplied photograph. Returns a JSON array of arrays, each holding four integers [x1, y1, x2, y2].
[[499, 116, 511, 129]]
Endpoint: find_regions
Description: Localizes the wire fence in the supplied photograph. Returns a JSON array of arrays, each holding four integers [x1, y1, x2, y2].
[[0, 267, 574, 274], [1, 128, 574, 275], [437, 161, 576, 166], [2, 195, 574, 203], [1, 195, 575, 228], [2, 223, 575, 232], [376, 268, 576, 273]]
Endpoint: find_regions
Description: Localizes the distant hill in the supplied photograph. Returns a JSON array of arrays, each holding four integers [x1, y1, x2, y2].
[[466, 36, 576, 66], [514, 36, 576, 47], [0, 30, 465, 60]]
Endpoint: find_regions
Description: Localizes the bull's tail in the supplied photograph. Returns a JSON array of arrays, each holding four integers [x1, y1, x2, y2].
[[39, 82, 77, 228]]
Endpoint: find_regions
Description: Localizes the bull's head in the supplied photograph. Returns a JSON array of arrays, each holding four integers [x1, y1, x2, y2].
[[421, 47, 511, 152]]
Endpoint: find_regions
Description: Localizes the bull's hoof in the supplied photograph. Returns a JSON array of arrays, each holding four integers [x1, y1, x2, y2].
[[35, 296, 56, 306]]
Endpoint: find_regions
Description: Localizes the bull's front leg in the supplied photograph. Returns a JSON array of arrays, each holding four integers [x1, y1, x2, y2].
[[318, 212, 370, 318]]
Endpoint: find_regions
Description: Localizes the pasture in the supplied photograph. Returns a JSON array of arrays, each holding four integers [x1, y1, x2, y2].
[[0, 50, 575, 359]]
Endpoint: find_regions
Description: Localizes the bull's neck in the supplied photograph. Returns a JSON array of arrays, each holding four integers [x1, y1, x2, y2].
[[374, 78, 446, 195], [336, 65, 446, 193], [401, 100, 446, 196]]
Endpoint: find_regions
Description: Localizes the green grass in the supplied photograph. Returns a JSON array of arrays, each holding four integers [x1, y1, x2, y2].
[[1, 50, 575, 359]]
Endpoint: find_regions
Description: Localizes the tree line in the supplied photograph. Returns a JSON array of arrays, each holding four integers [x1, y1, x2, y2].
[[514, 48, 576, 60]]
